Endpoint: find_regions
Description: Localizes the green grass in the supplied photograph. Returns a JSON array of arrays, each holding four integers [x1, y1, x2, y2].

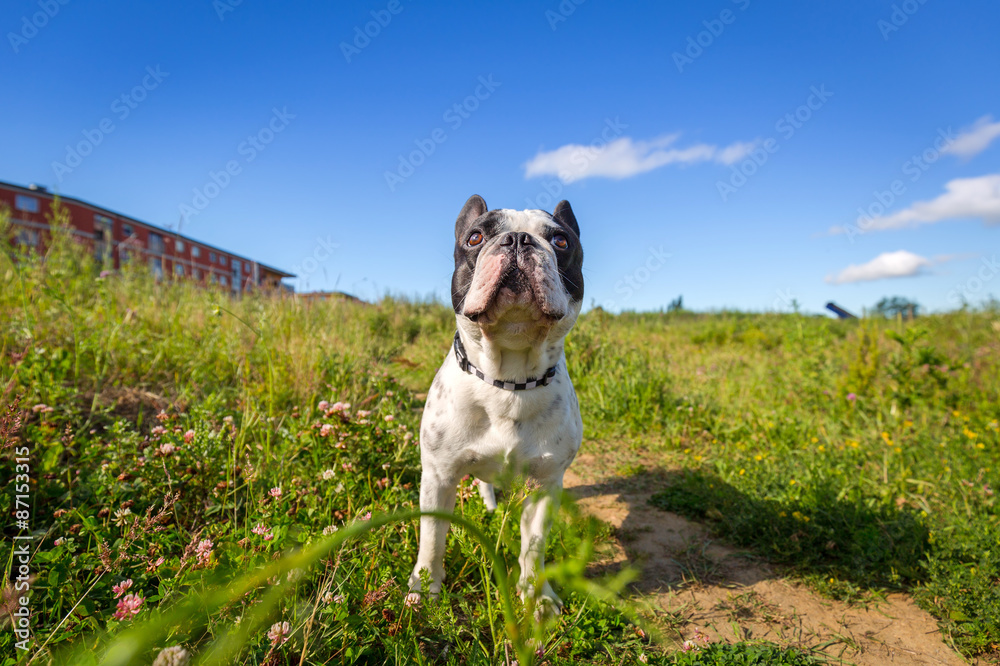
[[1, 203, 998, 663], [631, 312, 1000, 657], [670, 642, 822, 665]]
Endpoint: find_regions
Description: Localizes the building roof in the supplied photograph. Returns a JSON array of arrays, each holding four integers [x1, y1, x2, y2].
[[1, 179, 295, 278]]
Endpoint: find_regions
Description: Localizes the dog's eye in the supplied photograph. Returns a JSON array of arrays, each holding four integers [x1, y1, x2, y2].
[[467, 232, 483, 247], [552, 235, 568, 249]]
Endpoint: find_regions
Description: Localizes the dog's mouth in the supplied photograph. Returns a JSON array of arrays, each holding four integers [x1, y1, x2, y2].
[[497, 262, 529, 294], [462, 245, 570, 326], [466, 263, 562, 325]]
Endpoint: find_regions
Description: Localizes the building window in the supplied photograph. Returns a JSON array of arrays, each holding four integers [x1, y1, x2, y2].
[[174, 263, 185, 276], [15, 228, 40, 246], [191, 246, 200, 258], [149, 233, 165, 254], [15, 195, 39, 213], [94, 215, 113, 264], [149, 257, 163, 279], [94, 215, 113, 233], [219, 275, 228, 286], [193, 268, 200, 279], [219, 256, 227, 267], [122, 224, 134, 237], [175, 239, 185, 253], [209, 251, 217, 263], [243, 261, 249, 272]]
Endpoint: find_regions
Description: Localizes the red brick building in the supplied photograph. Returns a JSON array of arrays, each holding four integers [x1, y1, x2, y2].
[[1, 180, 294, 291]]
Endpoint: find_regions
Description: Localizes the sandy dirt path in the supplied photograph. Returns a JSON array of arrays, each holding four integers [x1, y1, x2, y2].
[[563, 451, 971, 665]]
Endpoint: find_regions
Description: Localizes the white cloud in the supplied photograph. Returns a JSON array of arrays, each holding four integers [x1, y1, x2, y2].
[[523, 134, 759, 184], [831, 174, 1000, 234], [826, 250, 933, 285], [941, 115, 1000, 159], [715, 140, 759, 166]]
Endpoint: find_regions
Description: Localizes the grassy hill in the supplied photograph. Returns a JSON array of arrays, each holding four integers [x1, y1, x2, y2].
[[1, 208, 998, 664]]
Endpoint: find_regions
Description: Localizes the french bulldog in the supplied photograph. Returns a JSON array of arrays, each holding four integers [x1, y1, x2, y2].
[[407, 195, 584, 614]]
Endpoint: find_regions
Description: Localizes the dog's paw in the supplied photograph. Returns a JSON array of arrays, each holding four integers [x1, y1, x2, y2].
[[407, 568, 442, 599], [518, 580, 562, 618], [533, 594, 562, 620]]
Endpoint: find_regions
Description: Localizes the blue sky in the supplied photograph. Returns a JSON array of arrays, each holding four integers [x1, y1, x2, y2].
[[2, 0, 999, 314]]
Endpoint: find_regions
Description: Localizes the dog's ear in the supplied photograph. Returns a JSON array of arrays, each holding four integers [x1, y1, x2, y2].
[[455, 195, 488, 241], [553, 200, 580, 238]]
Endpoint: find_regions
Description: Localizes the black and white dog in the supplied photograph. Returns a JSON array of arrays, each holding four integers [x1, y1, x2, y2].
[[407, 195, 584, 614]]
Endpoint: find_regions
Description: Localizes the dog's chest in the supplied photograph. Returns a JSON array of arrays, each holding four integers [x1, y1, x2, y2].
[[420, 359, 581, 482]]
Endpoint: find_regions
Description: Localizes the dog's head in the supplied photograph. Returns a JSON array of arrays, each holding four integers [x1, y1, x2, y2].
[[451, 195, 583, 343]]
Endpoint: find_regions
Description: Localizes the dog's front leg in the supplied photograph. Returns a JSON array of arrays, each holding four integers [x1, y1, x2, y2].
[[517, 480, 562, 616], [407, 467, 456, 601]]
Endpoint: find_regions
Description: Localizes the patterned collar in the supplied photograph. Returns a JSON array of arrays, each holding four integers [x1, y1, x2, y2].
[[453, 332, 557, 391]]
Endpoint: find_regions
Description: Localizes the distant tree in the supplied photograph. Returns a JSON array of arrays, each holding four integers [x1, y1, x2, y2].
[[667, 295, 684, 312], [873, 296, 920, 319]]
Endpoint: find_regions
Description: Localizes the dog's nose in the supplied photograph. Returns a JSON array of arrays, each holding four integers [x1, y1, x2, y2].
[[499, 232, 533, 248]]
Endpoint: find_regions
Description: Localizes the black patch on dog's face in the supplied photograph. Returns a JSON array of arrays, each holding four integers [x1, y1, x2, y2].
[[451, 195, 498, 313], [450, 195, 584, 313], [548, 200, 584, 303]]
